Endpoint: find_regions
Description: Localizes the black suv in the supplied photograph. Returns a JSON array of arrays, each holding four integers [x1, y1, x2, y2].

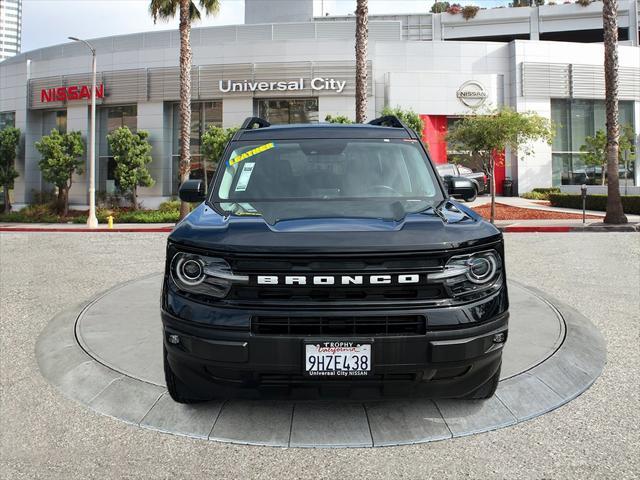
[[162, 116, 508, 403]]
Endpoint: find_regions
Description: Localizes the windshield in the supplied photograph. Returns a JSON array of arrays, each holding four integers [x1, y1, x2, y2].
[[211, 138, 444, 224]]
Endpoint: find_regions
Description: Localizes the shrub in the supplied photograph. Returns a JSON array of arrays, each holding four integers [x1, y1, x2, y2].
[[576, 0, 591, 6], [431, 1, 450, 13], [325, 114, 354, 124], [521, 187, 561, 200], [113, 210, 180, 223], [532, 187, 561, 195], [549, 194, 640, 215], [461, 5, 480, 20], [521, 191, 547, 200], [158, 199, 181, 212], [446, 3, 462, 14], [0, 204, 60, 223]]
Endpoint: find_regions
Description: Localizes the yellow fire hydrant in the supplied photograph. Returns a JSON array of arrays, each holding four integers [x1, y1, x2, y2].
[[107, 215, 114, 229]]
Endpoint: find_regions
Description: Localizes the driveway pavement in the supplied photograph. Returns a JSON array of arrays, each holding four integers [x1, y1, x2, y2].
[[1, 232, 638, 479]]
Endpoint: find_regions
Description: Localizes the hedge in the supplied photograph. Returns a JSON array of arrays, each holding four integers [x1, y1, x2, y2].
[[549, 194, 640, 215], [532, 187, 561, 195]]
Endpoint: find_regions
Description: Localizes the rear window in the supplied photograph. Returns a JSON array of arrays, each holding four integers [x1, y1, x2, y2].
[[211, 138, 443, 224]]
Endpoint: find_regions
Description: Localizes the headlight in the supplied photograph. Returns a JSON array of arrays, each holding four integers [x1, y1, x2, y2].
[[429, 250, 503, 298], [170, 252, 247, 298]]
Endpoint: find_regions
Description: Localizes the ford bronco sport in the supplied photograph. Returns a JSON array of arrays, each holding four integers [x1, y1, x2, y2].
[[162, 116, 508, 403]]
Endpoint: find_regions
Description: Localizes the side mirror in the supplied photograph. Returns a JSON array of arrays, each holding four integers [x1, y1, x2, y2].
[[179, 179, 205, 203]]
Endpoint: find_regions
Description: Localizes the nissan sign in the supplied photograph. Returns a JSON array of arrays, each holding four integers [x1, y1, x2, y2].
[[456, 80, 488, 109], [40, 84, 104, 103]]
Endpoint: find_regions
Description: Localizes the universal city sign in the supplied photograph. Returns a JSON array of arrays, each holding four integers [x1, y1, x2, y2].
[[40, 84, 105, 103], [219, 77, 347, 94], [456, 80, 488, 109]]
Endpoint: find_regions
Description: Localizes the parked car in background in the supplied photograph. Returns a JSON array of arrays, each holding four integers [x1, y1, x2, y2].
[[436, 164, 486, 202], [437, 164, 488, 194]]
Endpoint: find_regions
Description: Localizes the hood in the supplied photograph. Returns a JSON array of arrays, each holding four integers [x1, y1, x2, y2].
[[168, 201, 501, 253]]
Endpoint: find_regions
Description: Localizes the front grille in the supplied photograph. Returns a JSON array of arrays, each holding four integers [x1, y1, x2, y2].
[[231, 284, 444, 303], [225, 252, 449, 306], [251, 315, 427, 336]]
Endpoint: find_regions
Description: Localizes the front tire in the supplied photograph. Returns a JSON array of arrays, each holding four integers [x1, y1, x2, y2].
[[464, 187, 478, 203], [164, 346, 206, 404], [463, 362, 501, 400]]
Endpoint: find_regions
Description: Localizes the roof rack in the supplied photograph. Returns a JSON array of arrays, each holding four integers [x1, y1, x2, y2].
[[368, 115, 418, 139], [240, 117, 271, 130]]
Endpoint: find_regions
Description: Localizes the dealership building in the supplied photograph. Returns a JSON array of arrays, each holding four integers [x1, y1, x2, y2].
[[0, 0, 639, 207]]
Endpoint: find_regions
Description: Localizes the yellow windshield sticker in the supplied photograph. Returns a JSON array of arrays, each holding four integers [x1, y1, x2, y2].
[[228, 142, 274, 166]]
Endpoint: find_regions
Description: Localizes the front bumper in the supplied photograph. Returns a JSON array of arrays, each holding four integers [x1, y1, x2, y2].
[[162, 307, 508, 400]]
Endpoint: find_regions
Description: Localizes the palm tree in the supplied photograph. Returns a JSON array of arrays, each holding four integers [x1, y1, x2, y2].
[[602, 0, 627, 224], [355, 0, 368, 123], [150, 0, 220, 219]]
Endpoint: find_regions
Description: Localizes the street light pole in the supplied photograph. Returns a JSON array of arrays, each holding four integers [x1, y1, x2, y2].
[[69, 36, 98, 228]]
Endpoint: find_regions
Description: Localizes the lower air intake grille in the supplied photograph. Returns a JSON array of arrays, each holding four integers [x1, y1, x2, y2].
[[251, 315, 426, 336]]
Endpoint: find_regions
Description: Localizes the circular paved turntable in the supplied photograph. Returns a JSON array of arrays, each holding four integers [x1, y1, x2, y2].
[[36, 274, 605, 447]]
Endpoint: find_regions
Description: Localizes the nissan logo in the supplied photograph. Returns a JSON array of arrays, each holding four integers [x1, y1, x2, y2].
[[456, 80, 488, 109]]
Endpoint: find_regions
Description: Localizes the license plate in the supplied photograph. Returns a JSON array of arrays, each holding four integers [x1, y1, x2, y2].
[[304, 342, 372, 377]]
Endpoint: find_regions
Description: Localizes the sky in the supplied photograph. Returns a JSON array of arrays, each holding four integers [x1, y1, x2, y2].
[[21, 0, 512, 52]]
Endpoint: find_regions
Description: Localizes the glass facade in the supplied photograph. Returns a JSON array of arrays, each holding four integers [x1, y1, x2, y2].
[[42, 110, 66, 135], [256, 98, 319, 125], [172, 101, 222, 193], [551, 99, 635, 186], [98, 105, 137, 193], [0, 111, 16, 130]]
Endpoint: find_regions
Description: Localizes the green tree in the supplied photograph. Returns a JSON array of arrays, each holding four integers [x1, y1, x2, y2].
[[446, 107, 554, 223], [619, 124, 637, 189], [580, 125, 636, 186], [35, 129, 84, 216], [580, 130, 607, 185], [150, 0, 220, 219], [107, 126, 155, 210], [0, 127, 20, 213], [381, 106, 425, 136], [201, 125, 238, 190], [324, 114, 354, 124]]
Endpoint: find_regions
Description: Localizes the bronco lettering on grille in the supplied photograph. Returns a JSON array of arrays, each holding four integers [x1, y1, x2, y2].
[[256, 274, 420, 286]]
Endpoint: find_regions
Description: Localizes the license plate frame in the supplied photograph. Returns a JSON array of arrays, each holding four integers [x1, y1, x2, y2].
[[303, 340, 373, 377]]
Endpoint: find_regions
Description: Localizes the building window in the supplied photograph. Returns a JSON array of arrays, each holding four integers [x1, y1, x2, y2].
[[0, 111, 16, 130], [42, 110, 67, 135], [256, 98, 319, 125], [172, 101, 222, 194], [551, 99, 635, 186], [98, 105, 137, 193]]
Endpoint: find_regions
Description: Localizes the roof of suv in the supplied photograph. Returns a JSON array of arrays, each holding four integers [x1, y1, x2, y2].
[[236, 123, 414, 141]]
